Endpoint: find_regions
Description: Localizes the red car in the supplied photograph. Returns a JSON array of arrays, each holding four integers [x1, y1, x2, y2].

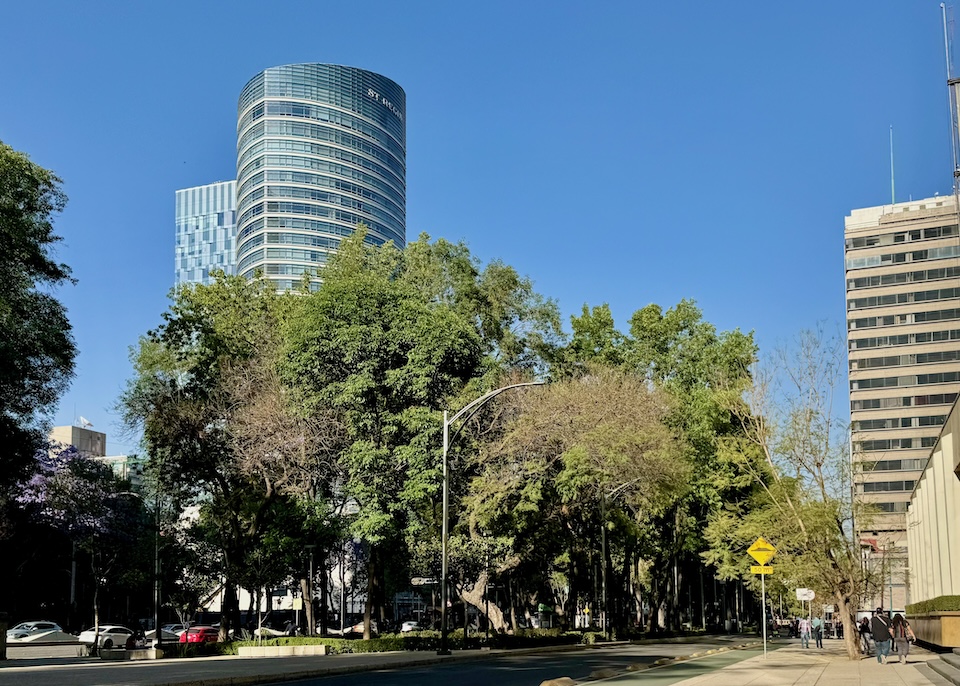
[[179, 626, 219, 643]]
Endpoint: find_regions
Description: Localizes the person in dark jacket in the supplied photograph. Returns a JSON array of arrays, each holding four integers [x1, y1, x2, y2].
[[858, 617, 871, 655], [870, 607, 893, 663]]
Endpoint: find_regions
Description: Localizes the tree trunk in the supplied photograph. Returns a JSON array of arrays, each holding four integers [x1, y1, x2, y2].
[[457, 571, 508, 632], [363, 549, 376, 640], [319, 561, 329, 636], [220, 579, 241, 642], [508, 578, 519, 633], [835, 590, 862, 660], [300, 577, 314, 636]]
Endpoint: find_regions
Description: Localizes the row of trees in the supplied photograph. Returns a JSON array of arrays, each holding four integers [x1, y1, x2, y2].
[[115, 228, 765, 642], [0, 139, 878, 658]]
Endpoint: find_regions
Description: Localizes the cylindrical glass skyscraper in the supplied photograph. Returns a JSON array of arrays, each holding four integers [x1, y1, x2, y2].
[[236, 64, 406, 290]]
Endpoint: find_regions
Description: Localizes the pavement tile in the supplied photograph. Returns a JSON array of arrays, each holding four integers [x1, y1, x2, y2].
[[649, 641, 943, 686]]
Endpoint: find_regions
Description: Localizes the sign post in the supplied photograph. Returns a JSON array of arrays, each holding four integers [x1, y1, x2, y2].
[[748, 537, 777, 658]]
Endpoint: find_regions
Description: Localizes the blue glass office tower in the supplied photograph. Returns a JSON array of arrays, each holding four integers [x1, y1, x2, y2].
[[236, 64, 406, 290], [175, 180, 238, 285]]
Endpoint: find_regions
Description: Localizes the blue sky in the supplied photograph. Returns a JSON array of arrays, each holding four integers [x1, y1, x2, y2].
[[0, 1, 954, 454]]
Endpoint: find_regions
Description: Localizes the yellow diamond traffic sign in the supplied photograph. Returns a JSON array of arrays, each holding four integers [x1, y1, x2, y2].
[[750, 565, 774, 574], [747, 536, 777, 565]]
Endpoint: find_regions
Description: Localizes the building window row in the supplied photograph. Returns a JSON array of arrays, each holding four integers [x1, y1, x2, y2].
[[265, 247, 331, 263], [856, 438, 937, 452], [850, 348, 960, 370], [239, 100, 404, 158], [238, 200, 401, 245], [238, 169, 404, 220], [850, 328, 960, 350], [238, 184, 402, 229], [845, 223, 957, 250], [847, 265, 960, 291], [849, 307, 960, 330], [847, 286, 960, 311], [852, 415, 946, 431], [850, 370, 960, 390], [845, 244, 960, 271], [239, 138, 403, 188], [239, 154, 405, 209], [873, 502, 910, 513], [851, 392, 957, 411], [859, 458, 928, 472], [858, 480, 917, 493]]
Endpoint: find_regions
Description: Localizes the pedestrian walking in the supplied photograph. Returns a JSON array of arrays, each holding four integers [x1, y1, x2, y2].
[[870, 607, 893, 664], [859, 617, 872, 654], [812, 616, 824, 648], [798, 616, 812, 649], [891, 613, 916, 664]]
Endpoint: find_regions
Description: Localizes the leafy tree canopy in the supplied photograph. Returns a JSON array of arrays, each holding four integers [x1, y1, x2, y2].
[[0, 142, 76, 489]]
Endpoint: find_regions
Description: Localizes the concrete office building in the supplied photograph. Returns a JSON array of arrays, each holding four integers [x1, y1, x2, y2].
[[235, 64, 406, 291], [48, 425, 144, 488], [175, 180, 238, 286], [845, 195, 960, 609]]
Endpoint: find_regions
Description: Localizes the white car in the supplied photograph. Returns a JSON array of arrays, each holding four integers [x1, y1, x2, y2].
[[400, 621, 422, 633], [78, 624, 134, 649], [7, 621, 62, 640], [161, 623, 187, 636]]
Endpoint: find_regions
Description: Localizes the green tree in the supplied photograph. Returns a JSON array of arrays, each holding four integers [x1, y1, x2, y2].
[[283, 231, 485, 638], [464, 366, 687, 631], [121, 273, 302, 640], [704, 327, 867, 659], [0, 141, 76, 491], [18, 445, 148, 650], [625, 300, 755, 630]]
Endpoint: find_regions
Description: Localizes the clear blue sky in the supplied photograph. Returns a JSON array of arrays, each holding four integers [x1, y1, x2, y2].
[[0, 1, 954, 454]]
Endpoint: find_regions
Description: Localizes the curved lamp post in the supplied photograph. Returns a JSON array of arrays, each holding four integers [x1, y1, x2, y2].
[[438, 381, 546, 656]]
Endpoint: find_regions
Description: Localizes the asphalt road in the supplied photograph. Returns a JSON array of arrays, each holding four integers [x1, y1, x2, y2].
[[262, 637, 765, 686]]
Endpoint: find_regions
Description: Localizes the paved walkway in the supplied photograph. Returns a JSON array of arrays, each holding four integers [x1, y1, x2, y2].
[[592, 639, 947, 686]]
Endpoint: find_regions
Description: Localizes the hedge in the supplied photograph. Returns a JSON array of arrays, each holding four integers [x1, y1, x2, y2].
[[225, 629, 604, 655], [907, 596, 960, 615]]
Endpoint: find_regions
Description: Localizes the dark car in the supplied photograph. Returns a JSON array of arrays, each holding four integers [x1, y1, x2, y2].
[[179, 626, 219, 643]]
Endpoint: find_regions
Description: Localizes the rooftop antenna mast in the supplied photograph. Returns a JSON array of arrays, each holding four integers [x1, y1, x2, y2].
[[890, 126, 895, 205], [942, 3, 960, 195]]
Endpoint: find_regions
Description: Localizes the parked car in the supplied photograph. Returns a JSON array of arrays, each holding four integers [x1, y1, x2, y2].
[[327, 620, 378, 637], [161, 623, 187, 636], [144, 628, 181, 644], [78, 625, 134, 649], [7, 621, 62, 640], [179, 626, 219, 643], [400, 621, 422, 633]]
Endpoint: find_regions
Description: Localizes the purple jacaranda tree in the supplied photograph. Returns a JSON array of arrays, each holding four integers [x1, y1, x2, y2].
[[18, 445, 145, 652]]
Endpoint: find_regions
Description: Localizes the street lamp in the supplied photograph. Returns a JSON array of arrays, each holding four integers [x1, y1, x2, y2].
[[305, 544, 316, 636], [438, 381, 546, 656]]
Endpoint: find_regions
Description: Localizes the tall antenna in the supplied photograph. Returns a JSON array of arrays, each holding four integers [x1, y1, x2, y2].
[[942, 3, 960, 193], [890, 126, 895, 205]]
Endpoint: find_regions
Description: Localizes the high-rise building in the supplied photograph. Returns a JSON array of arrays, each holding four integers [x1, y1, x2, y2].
[[845, 195, 960, 609], [235, 64, 406, 291], [175, 180, 238, 286]]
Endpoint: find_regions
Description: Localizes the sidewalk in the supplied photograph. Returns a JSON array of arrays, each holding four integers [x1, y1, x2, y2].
[[615, 639, 948, 686]]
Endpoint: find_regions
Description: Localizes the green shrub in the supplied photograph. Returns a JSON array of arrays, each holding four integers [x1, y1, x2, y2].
[[907, 596, 960, 615], [229, 628, 597, 655]]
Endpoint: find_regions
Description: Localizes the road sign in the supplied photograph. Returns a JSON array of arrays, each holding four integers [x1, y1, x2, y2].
[[750, 565, 774, 574], [796, 588, 815, 601], [747, 537, 777, 565]]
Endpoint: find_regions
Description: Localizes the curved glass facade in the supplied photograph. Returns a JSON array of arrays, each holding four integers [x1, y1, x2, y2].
[[236, 64, 405, 289]]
